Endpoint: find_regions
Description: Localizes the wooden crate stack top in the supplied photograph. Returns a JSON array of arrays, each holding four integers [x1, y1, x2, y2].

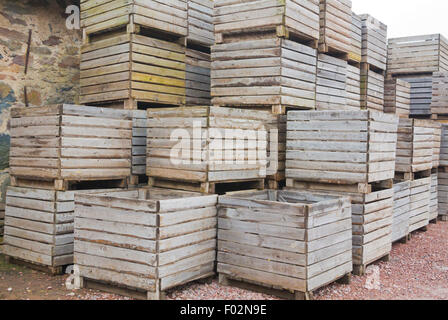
[[214, 0, 320, 46], [147, 106, 270, 194], [391, 181, 410, 243], [359, 14, 387, 112], [384, 78, 411, 118], [9, 105, 132, 191], [387, 34, 448, 76], [80, 33, 187, 108], [211, 38, 318, 113], [217, 190, 352, 300], [80, 0, 188, 42], [318, 0, 352, 57], [74, 188, 218, 299], [430, 72, 448, 118]]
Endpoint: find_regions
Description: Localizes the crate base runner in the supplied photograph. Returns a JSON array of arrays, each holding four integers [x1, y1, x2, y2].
[[10, 176, 128, 192], [353, 253, 390, 277], [394, 169, 432, 182], [149, 177, 265, 194], [218, 272, 351, 301], [286, 179, 394, 195], [76, 268, 214, 300], [3, 255, 66, 276]]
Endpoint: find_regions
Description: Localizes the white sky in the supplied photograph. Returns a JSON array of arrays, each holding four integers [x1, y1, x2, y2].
[[352, 0, 448, 39]]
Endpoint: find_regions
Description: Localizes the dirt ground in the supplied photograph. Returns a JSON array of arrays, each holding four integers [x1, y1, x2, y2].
[[0, 220, 447, 300]]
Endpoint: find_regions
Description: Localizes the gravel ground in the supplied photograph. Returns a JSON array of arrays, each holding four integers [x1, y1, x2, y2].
[[0, 220, 447, 300]]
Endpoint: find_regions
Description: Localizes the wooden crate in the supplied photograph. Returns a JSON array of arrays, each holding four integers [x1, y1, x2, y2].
[[80, 33, 186, 108], [74, 188, 218, 300], [430, 173, 438, 222], [319, 0, 352, 56], [316, 54, 349, 111], [360, 65, 384, 112], [80, 0, 188, 40], [286, 111, 398, 191], [188, 0, 214, 47], [147, 106, 270, 193], [346, 64, 361, 109], [186, 47, 211, 106], [396, 75, 433, 117], [9, 105, 132, 191], [408, 177, 431, 233], [384, 78, 411, 118], [438, 171, 448, 220], [395, 119, 434, 176], [132, 110, 147, 177], [430, 72, 448, 117], [387, 34, 448, 76], [391, 181, 410, 243], [214, 0, 320, 44], [217, 190, 352, 300], [349, 12, 362, 63], [359, 14, 387, 71], [2, 187, 121, 273], [285, 184, 393, 276], [211, 38, 317, 113], [266, 114, 286, 187]]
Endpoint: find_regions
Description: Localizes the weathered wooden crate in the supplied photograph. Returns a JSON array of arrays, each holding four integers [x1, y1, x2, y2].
[[360, 65, 384, 112], [131, 110, 147, 177], [359, 14, 387, 71], [186, 47, 211, 106], [429, 173, 438, 222], [2, 187, 120, 273], [387, 34, 448, 76], [74, 188, 218, 300], [80, 0, 188, 40], [147, 106, 269, 193], [430, 72, 448, 117], [211, 38, 317, 113], [9, 105, 132, 191], [346, 64, 361, 109], [395, 119, 434, 177], [319, 0, 352, 56], [438, 171, 448, 221], [391, 181, 410, 243], [188, 0, 214, 47], [408, 177, 431, 233], [217, 190, 352, 300], [397, 75, 433, 117], [285, 184, 393, 276], [316, 54, 349, 111], [384, 78, 411, 118], [286, 111, 398, 192], [440, 124, 448, 167], [349, 12, 362, 63], [266, 114, 286, 188], [80, 33, 186, 108], [214, 0, 320, 45]]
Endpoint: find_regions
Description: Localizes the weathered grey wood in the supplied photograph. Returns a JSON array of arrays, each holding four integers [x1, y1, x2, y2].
[[74, 187, 217, 299], [217, 190, 352, 295]]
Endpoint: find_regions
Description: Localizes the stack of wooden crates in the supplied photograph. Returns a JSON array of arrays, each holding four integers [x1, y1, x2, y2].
[[3, 104, 133, 274]]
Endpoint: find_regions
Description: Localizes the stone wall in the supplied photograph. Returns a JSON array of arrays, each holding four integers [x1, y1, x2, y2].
[[0, 0, 81, 170]]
